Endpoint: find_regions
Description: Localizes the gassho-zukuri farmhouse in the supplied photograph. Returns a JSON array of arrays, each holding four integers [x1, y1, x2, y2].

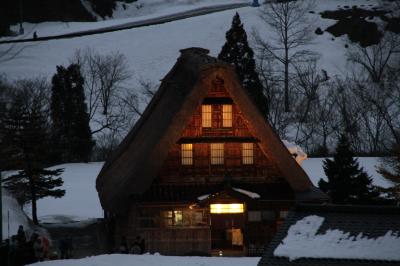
[[96, 47, 328, 256]]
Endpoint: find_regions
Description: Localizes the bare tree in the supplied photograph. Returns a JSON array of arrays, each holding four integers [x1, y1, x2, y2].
[[254, 0, 316, 112], [257, 53, 292, 137], [71, 48, 135, 136], [347, 33, 400, 83]]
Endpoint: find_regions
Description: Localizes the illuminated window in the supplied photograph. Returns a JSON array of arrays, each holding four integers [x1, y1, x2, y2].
[[202, 105, 212, 128], [210, 203, 244, 214], [181, 144, 193, 165], [222, 104, 232, 127], [161, 210, 183, 226], [242, 143, 254, 165], [211, 143, 224, 165], [174, 210, 183, 225]]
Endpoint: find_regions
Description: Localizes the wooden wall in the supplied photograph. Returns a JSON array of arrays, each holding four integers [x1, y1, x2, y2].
[[157, 76, 286, 184]]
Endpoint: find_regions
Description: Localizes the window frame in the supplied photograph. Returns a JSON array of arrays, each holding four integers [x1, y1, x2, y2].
[[201, 104, 212, 128], [210, 143, 224, 165], [181, 143, 193, 165], [242, 142, 254, 165], [222, 104, 233, 128]]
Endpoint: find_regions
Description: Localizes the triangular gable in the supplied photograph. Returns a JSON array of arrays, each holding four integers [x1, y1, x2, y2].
[[96, 48, 315, 213]]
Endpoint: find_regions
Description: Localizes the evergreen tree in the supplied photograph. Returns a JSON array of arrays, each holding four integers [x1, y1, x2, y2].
[[51, 64, 93, 162], [218, 13, 269, 116], [2, 85, 65, 225], [377, 143, 400, 201], [318, 134, 379, 204]]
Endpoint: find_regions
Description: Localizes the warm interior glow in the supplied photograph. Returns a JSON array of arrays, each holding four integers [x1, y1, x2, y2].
[[181, 143, 193, 165], [210, 203, 244, 214], [210, 143, 224, 165], [242, 143, 254, 165], [202, 105, 212, 127], [222, 104, 232, 127]]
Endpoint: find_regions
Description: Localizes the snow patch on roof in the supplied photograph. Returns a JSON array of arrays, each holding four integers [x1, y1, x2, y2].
[[232, 187, 260, 199], [274, 215, 400, 261], [197, 194, 210, 201]]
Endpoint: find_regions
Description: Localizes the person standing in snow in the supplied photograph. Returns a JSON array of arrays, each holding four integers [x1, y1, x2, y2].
[[16, 225, 26, 246], [41, 236, 50, 260]]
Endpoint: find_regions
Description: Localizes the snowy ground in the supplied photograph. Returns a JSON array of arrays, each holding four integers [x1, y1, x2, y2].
[[0, 0, 380, 98], [28, 254, 260, 266]]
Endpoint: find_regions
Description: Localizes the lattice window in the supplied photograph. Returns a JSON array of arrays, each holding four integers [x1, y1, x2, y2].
[[211, 143, 224, 165], [181, 144, 193, 165], [242, 143, 254, 165], [222, 104, 232, 127], [202, 105, 212, 128]]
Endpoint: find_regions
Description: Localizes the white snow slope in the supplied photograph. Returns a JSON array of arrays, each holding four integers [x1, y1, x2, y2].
[[28, 253, 260, 266], [302, 157, 395, 189], [24, 162, 104, 223], [0, 0, 379, 95], [274, 215, 400, 261], [1, 188, 31, 240]]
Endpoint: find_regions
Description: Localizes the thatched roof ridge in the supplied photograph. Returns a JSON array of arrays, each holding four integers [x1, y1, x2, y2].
[[96, 47, 320, 213]]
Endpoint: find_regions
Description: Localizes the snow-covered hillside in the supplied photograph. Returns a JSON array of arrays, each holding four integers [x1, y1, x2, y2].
[[0, 0, 379, 93], [28, 253, 260, 266]]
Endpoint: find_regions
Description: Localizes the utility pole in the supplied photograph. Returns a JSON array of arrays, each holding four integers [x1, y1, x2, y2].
[[0, 171, 3, 242], [19, 0, 24, 35]]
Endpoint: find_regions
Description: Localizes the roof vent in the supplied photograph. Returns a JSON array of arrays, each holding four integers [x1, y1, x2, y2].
[[180, 47, 210, 55]]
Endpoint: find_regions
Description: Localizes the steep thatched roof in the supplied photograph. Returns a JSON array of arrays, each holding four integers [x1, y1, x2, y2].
[[96, 47, 322, 213]]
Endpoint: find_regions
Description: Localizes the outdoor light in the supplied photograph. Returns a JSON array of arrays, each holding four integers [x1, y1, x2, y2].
[[210, 203, 244, 214]]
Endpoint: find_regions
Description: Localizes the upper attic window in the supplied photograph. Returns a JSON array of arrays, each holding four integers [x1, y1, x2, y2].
[[222, 104, 232, 127], [202, 105, 212, 128]]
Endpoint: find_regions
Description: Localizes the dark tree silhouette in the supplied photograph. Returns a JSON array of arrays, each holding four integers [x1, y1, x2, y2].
[[1, 84, 65, 224], [218, 12, 269, 117], [51, 64, 94, 162], [319, 134, 379, 204]]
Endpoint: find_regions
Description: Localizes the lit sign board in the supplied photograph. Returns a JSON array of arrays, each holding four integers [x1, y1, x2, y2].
[[210, 203, 244, 214]]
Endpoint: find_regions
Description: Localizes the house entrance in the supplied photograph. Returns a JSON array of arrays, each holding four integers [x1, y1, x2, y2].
[[209, 203, 245, 253]]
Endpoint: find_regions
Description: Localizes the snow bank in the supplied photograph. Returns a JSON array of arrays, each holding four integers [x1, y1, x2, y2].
[[1, 188, 31, 240], [282, 140, 307, 165], [274, 215, 400, 261], [28, 253, 260, 266]]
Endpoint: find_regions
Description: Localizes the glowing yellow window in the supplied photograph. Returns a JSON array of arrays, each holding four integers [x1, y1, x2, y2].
[[202, 105, 212, 128], [211, 143, 224, 165], [181, 144, 193, 165], [210, 203, 244, 214], [222, 104, 232, 127], [242, 143, 254, 165]]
